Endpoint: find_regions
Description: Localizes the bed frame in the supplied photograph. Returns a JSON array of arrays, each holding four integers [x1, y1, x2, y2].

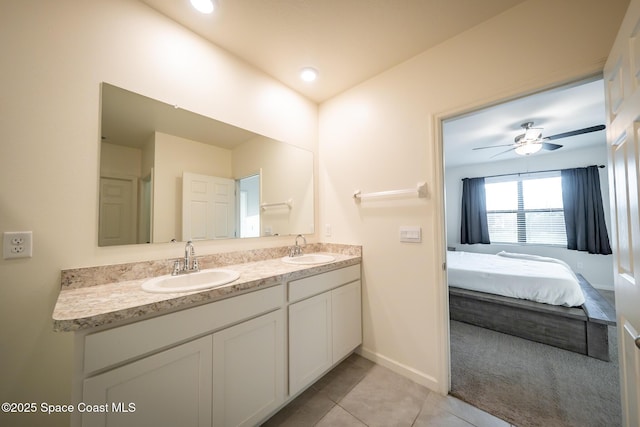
[[449, 274, 616, 361]]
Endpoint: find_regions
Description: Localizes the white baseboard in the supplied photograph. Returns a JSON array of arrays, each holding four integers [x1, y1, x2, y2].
[[592, 283, 614, 291], [357, 346, 442, 393]]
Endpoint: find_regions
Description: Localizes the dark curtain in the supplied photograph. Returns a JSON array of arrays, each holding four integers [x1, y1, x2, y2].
[[561, 166, 612, 255], [460, 177, 490, 244]]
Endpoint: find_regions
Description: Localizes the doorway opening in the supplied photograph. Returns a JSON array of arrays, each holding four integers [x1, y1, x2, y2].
[[237, 173, 261, 238], [441, 77, 620, 426]]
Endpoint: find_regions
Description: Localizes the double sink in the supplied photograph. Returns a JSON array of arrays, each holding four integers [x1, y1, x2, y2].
[[142, 253, 335, 294]]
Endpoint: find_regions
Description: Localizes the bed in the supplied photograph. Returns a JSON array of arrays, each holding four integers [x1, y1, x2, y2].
[[447, 251, 616, 361]]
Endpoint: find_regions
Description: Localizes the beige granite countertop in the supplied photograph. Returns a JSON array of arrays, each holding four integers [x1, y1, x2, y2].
[[53, 244, 361, 332]]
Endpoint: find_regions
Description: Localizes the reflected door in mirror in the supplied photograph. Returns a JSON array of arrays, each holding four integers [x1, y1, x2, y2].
[[182, 172, 236, 240], [99, 177, 137, 246]]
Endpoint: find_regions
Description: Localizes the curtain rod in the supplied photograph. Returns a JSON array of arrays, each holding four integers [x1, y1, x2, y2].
[[464, 164, 605, 181]]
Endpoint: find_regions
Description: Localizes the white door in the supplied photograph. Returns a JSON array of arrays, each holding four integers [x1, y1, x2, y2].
[[212, 310, 285, 427], [604, 1, 640, 425], [82, 336, 212, 427], [182, 172, 236, 241], [98, 177, 137, 246]]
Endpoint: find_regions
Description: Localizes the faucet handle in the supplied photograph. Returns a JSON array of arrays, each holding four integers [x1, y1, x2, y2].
[[172, 260, 180, 276], [192, 257, 199, 272]]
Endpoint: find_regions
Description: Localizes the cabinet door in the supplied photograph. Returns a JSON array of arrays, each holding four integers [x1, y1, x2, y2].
[[212, 310, 285, 427], [82, 335, 212, 427], [288, 292, 332, 396], [332, 281, 362, 362]]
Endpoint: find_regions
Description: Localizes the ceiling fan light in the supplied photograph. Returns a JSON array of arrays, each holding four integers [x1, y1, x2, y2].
[[523, 127, 543, 141], [515, 143, 543, 156]]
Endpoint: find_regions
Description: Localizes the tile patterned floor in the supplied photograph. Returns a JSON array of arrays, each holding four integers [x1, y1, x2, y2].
[[262, 354, 514, 427]]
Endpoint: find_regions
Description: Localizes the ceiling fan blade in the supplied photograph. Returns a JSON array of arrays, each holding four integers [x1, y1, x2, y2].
[[542, 142, 563, 151], [472, 144, 517, 150], [489, 147, 516, 158], [545, 124, 605, 140]]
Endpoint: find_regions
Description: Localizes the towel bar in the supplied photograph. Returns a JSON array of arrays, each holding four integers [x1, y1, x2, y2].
[[261, 199, 293, 210], [353, 182, 427, 201]]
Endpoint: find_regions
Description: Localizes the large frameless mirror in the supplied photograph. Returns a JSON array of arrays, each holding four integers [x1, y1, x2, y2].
[[98, 83, 314, 246]]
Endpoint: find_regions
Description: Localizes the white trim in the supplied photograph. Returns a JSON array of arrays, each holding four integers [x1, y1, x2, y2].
[[431, 113, 451, 395], [357, 347, 443, 394], [592, 283, 615, 291]]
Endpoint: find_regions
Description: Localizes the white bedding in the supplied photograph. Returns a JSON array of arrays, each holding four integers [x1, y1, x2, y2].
[[447, 251, 585, 307]]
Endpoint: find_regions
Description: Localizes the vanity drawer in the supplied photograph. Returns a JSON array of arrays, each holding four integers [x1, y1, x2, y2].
[[83, 284, 284, 375], [288, 264, 360, 303]]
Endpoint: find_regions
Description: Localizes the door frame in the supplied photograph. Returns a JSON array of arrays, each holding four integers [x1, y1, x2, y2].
[[432, 69, 609, 393], [236, 171, 262, 238]]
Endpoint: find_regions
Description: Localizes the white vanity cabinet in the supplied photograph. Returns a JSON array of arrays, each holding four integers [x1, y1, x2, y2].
[[75, 285, 285, 427], [288, 265, 362, 396], [212, 309, 285, 427], [331, 280, 362, 361], [71, 260, 362, 427], [82, 335, 213, 427], [289, 291, 333, 394]]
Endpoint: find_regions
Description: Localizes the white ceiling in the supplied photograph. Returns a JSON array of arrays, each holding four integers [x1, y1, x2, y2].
[[135, 1, 606, 168], [443, 78, 607, 168], [139, 0, 526, 103]]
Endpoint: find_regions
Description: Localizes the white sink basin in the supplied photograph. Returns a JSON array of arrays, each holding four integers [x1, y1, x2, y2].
[[141, 268, 240, 293], [281, 254, 336, 265]]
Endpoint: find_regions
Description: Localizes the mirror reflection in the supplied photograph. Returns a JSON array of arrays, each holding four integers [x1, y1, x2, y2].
[[99, 83, 314, 246]]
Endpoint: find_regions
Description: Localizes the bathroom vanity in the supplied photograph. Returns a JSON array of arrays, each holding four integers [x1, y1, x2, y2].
[[52, 244, 361, 427]]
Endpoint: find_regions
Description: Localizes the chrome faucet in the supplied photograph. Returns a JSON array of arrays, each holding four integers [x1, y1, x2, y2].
[[172, 240, 200, 275], [289, 234, 307, 257]]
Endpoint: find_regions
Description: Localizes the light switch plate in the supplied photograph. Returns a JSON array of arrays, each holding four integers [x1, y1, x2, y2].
[[399, 226, 421, 243]]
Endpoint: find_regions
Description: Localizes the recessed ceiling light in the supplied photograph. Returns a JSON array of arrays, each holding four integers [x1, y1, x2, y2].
[[300, 67, 318, 83], [190, 0, 215, 14]]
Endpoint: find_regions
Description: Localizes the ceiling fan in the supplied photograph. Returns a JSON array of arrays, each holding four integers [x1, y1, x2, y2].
[[473, 121, 606, 157]]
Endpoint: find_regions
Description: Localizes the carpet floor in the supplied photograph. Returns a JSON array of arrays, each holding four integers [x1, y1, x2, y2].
[[450, 320, 621, 427]]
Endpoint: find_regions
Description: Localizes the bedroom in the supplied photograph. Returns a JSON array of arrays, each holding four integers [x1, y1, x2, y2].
[[444, 77, 613, 286], [443, 77, 619, 425]]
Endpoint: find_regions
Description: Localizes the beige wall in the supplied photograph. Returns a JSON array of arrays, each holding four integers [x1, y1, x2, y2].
[[0, 1, 316, 426], [318, 0, 628, 392], [100, 143, 142, 177], [234, 136, 315, 236]]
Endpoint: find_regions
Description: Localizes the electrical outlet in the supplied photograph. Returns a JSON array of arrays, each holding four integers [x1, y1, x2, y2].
[[3, 231, 33, 259]]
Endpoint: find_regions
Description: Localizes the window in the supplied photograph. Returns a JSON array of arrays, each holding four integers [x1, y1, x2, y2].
[[484, 173, 567, 246]]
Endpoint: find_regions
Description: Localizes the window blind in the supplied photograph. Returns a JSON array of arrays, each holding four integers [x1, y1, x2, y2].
[[485, 174, 567, 246]]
